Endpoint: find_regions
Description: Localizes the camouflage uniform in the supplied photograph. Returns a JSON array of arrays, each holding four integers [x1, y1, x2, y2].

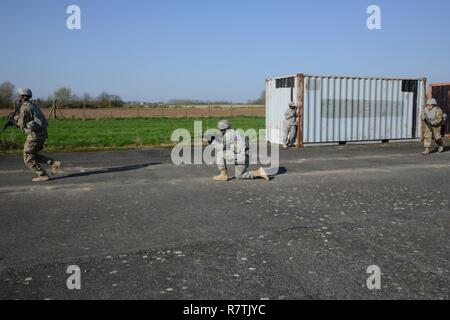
[[17, 101, 54, 177], [212, 129, 254, 179], [283, 107, 297, 147], [421, 106, 444, 150]]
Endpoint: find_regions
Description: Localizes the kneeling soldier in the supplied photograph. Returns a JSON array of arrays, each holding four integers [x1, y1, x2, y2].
[[209, 120, 269, 181]]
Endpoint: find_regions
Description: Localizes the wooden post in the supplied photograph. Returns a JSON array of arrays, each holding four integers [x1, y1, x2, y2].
[[230, 101, 233, 117], [54, 99, 58, 120], [185, 105, 188, 118], [208, 103, 211, 118], [296, 74, 304, 148], [47, 102, 54, 120], [83, 99, 86, 121], [251, 103, 254, 117], [109, 99, 112, 118]]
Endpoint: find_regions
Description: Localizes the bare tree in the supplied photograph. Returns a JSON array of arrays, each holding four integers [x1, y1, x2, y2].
[[54, 87, 73, 103], [253, 90, 265, 105], [0, 81, 15, 108]]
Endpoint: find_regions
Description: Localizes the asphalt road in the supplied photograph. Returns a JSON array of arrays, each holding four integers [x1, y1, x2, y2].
[[0, 142, 449, 300]]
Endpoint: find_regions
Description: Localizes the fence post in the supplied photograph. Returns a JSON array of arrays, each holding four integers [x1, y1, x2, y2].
[[251, 103, 254, 117], [54, 99, 58, 120], [208, 103, 211, 118], [109, 99, 112, 118], [83, 99, 86, 121], [230, 101, 233, 117]]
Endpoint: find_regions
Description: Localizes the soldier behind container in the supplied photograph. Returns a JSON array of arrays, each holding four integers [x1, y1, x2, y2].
[[13, 88, 61, 182], [283, 102, 297, 149], [206, 120, 270, 182], [421, 98, 445, 155]]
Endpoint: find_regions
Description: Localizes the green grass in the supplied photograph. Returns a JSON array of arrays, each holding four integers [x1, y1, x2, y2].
[[0, 117, 265, 152]]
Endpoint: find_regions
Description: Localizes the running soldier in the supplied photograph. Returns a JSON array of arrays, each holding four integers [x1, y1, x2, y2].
[[14, 88, 61, 181]]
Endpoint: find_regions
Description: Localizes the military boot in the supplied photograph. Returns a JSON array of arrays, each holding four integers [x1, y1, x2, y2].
[[422, 148, 430, 156], [51, 161, 62, 175], [254, 168, 270, 181], [214, 170, 229, 181], [32, 175, 49, 182], [438, 139, 445, 153]]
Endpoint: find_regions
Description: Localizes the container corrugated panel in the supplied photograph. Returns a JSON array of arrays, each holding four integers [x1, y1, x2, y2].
[[266, 73, 426, 146], [430, 83, 450, 135]]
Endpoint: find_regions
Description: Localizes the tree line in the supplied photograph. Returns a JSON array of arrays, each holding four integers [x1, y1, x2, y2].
[[0, 81, 265, 109], [0, 81, 124, 109]]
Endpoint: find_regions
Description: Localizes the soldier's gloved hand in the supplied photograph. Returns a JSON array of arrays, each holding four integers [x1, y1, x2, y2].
[[204, 134, 215, 144]]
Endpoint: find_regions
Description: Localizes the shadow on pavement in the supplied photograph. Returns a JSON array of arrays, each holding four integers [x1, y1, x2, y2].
[[51, 162, 161, 181]]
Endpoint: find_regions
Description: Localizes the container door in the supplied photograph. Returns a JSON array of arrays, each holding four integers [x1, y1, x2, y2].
[[266, 77, 297, 144], [402, 80, 420, 139]]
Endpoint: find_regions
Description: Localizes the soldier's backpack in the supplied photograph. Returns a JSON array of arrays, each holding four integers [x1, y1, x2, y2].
[[26, 104, 49, 132]]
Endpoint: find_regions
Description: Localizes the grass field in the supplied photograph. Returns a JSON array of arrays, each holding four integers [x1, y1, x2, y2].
[[0, 117, 265, 152]]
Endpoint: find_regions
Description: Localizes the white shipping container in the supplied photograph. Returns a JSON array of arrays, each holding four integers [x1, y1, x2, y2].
[[266, 74, 427, 147]]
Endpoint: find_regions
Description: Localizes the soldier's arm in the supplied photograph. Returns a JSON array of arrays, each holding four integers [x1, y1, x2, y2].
[[16, 103, 33, 132], [420, 110, 425, 122], [284, 110, 294, 120], [234, 130, 247, 154]]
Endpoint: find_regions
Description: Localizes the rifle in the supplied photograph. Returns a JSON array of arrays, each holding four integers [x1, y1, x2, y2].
[[424, 118, 435, 140], [0, 100, 20, 136]]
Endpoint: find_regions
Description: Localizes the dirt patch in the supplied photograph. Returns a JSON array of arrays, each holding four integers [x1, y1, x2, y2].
[[0, 106, 265, 119]]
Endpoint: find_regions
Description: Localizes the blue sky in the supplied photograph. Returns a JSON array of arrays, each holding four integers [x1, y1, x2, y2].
[[0, 0, 449, 102]]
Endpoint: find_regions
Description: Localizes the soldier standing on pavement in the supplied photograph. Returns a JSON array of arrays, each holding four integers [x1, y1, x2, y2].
[[283, 102, 297, 149], [421, 98, 445, 155], [14, 88, 61, 182]]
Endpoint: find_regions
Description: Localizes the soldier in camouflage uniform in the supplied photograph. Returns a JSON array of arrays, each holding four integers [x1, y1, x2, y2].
[[209, 120, 269, 181], [283, 102, 297, 149], [421, 98, 445, 155], [14, 88, 61, 182]]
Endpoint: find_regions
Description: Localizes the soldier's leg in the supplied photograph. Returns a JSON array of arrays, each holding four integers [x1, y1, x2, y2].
[[214, 151, 229, 181], [434, 128, 444, 152], [34, 138, 55, 165], [235, 164, 253, 180], [282, 126, 290, 148], [23, 136, 47, 177], [422, 128, 432, 155], [288, 126, 297, 147]]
